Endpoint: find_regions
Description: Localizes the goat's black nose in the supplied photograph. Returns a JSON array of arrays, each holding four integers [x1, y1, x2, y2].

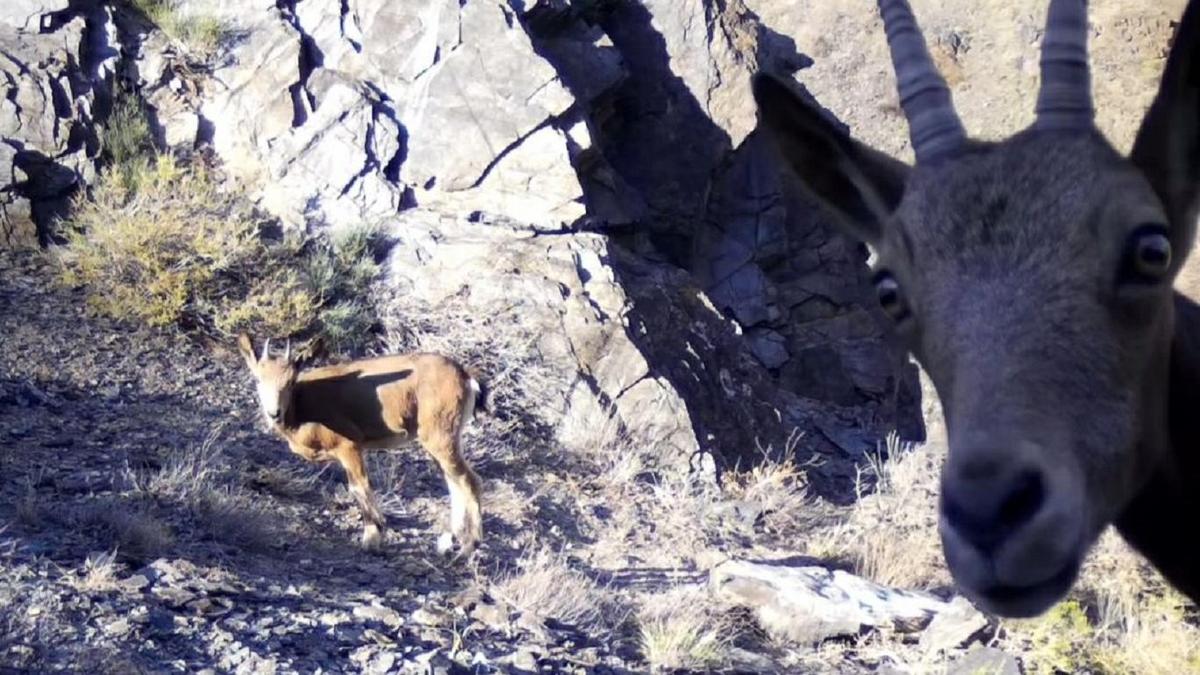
[[942, 463, 1046, 554]]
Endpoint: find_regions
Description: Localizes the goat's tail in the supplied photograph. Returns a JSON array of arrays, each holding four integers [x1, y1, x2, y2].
[[465, 366, 492, 420]]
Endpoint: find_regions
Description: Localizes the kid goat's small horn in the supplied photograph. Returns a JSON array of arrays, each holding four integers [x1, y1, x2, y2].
[[1036, 0, 1094, 130], [284, 339, 291, 362], [877, 0, 966, 163], [261, 338, 271, 363]]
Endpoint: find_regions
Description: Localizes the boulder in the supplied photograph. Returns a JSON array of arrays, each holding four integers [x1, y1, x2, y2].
[[710, 559, 973, 645]]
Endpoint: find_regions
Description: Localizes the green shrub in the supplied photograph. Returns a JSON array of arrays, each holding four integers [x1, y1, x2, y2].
[[129, 0, 226, 56], [57, 152, 384, 350], [103, 92, 153, 184]]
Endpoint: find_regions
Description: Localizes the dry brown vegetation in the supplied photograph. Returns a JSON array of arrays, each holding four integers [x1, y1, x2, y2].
[[637, 586, 740, 672], [56, 94, 383, 352], [128, 0, 226, 57]]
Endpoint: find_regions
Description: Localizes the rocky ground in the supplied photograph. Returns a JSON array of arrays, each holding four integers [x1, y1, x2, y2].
[[0, 249, 643, 674], [0, 249, 1010, 673]]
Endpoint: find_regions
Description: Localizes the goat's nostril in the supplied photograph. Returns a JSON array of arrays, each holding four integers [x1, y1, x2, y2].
[[998, 470, 1045, 529], [943, 468, 1047, 553]]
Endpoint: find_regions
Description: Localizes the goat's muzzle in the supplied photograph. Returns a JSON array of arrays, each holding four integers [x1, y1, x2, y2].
[[937, 435, 1089, 617]]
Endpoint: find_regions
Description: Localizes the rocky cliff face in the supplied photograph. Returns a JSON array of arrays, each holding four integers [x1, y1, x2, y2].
[[0, 0, 1183, 490]]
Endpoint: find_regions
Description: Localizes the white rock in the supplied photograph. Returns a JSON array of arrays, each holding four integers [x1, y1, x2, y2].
[[710, 559, 963, 645]]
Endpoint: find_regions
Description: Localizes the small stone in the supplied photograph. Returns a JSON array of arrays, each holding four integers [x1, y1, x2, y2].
[[121, 573, 153, 592], [449, 587, 485, 611], [102, 617, 132, 638], [921, 596, 990, 652], [726, 647, 780, 673], [152, 586, 195, 608], [319, 612, 348, 627], [368, 652, 396, 675], [510, 648, 539, 672], [411, 608, 446, 627], [948, 646, 1021, 675], [469, 602, 509, 630], [353, 604, 404, 628], [189, 597, 233, 617]]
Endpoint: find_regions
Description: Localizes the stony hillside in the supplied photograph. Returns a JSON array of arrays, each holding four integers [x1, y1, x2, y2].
[[1, 0, 1196, 673]]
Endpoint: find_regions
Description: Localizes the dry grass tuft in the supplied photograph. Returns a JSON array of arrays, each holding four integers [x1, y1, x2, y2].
[[638, 586, 737, 672], [245, 464, 324, 501], [130, 427, 279, 552], [137, 425, 227, 504], [491, 547, 623, 635], [76, 503, 175, 559], [724, 434, 812, 536], [1092, 591, 1200, 674], [14, 483, 43, 531], [806, 430, 948, 589], [190, 488, 279, 553], [64, 550, 122, 593], [130, 0, 226, 56]]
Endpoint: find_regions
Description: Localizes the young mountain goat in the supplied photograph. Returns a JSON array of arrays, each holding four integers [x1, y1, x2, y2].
[[754, 0, 1200, 617], [237, 334, 486, 556]]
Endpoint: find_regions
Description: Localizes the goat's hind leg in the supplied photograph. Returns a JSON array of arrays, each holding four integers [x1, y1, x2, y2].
[[420, 431, 483, 558], [332, 443, 387, 550]]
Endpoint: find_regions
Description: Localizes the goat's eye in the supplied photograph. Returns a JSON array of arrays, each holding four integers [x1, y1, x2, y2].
[[873, 271, 910, 322], [1122, 225, 1172, 284]]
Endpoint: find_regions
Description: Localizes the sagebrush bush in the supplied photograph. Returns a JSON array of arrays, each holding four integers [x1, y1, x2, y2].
[[57, 149, 383, 350]]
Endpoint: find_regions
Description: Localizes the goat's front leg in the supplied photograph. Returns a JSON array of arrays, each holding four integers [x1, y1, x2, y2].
[[331, 443, 386, 550]]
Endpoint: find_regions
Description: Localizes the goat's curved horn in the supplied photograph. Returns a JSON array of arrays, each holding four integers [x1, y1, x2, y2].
[[284, 339, 291, 362], [1036, 0, 1093, 129], [878, 0, 966, 163], [261, 338, 271, 363]]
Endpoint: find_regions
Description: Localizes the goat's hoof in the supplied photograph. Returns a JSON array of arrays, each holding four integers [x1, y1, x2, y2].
[[436, 531, 478, 561], [361, 525, 384, 550], [436, 532, 456, 556]]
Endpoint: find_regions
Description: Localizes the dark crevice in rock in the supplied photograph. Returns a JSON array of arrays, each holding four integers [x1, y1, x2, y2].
[[339, 0, 361, 53], [1, 1, 122, 248], [277, 0, 322, 128], [195, 113, 215, 146], [287, 82, 309, 128], [362, 82, 406, 185], [466, 116, 556, 191]]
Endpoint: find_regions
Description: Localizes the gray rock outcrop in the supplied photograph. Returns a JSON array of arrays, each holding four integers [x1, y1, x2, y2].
[[1, 1, 117, 247]]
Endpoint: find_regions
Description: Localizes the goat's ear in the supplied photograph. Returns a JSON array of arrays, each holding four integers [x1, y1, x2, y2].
[[752, 72, 908, 246], [1131, 2, 1200, 265], [236, 333, 257, 368]]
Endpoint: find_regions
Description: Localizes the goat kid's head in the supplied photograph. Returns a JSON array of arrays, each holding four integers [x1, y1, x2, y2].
[[237, 334, 298, 428], [755, 0, 1200, 617]]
